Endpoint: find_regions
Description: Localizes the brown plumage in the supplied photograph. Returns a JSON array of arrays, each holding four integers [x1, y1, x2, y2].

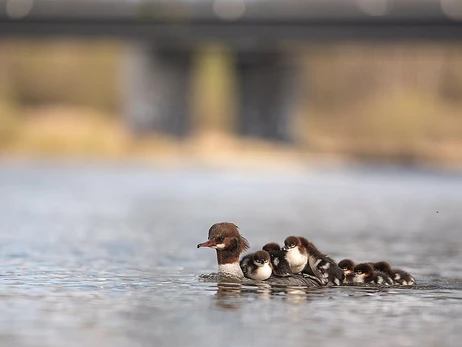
[[197, 222, 249, 265]]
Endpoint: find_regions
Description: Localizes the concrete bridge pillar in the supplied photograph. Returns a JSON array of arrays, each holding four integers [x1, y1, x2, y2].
[[123, 43, 299, 142], [235, 49, 298, 142], [122, 42, 192, 138]]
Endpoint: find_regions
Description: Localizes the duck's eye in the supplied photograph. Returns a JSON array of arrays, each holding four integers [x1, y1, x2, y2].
[[215, 236, 224, 243]]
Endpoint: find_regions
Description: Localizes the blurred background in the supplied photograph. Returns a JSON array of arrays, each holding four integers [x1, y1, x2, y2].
[[2, 1, 462, 347], [1, 0, 461, 168]]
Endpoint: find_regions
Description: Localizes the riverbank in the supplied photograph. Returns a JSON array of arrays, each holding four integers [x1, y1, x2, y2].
[[1, 41, 462, 169], [1, 105, 461, 172]]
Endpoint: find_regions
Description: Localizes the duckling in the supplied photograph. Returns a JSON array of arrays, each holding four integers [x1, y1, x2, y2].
[[338, 259, 355, 284], [299, 237, 344, 286], [240, 250, 272, 280], [353, 263, 393, 286], [373, 261, 416, 286], [282, 236, 307, 273], [262, 243, 292, 277]]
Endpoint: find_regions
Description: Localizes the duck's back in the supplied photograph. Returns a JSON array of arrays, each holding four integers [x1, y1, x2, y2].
[[266, 274, 322, 287]]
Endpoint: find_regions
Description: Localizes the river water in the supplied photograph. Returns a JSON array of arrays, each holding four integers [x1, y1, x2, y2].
[[0, 162, 461, 347]]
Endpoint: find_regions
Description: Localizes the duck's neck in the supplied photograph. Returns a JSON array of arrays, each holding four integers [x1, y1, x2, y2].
[[216, 249, 244, 279], [218, 263, 244, 278]]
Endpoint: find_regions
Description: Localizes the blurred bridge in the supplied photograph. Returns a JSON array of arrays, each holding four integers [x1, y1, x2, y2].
[[1, 0, 462, 141]]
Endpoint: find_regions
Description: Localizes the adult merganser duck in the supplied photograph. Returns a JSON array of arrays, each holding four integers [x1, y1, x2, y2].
[[240, 250, 272, 281], [299, 237, 344, 286], [373, 261, 416, 286], [262, 242, 292, 277], [353, 263, 393, 286], [338, 259, 355, 284], [197, 222, 321, 287], [282, 236, 308, 273]]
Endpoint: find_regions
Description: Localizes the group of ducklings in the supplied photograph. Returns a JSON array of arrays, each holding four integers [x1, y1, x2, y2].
[[339, 259, 416, 286], [241, 235, 416, 287]]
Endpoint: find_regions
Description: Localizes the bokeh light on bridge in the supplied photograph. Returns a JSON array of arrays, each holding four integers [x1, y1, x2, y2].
[[213, 0, 246, 21], [5, 0, 34, 19]]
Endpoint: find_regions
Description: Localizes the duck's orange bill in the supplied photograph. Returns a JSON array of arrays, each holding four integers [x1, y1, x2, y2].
[[197, 240, 216, 248]]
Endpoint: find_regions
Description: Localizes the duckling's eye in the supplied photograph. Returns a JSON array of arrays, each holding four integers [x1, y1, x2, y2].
[[215, 236, 224, 243]]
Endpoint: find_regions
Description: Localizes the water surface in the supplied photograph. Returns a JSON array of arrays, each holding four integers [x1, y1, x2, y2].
[[0, 162, 461, 347]]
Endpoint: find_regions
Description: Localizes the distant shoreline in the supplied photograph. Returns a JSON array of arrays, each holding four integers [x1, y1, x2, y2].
[[1, 105, 462, 172]]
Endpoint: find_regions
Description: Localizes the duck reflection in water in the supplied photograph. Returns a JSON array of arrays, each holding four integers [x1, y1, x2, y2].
[[213, 282, 321, 310]]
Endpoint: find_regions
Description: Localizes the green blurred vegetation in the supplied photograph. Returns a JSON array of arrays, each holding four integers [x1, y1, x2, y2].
[[0, 40, 462, 165]]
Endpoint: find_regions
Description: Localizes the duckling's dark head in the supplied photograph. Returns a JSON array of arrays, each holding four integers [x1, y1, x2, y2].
[[373, 261, 392, 275], [338, 259, 355, 274], [354, 263, 374, 278], [282, 236, 301, 250], [253, 250, 271, 267], [262, 242, 281, 252]]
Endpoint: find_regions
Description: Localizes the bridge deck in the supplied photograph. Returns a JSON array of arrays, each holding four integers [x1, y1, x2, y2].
[[1, 0, 462, 41]]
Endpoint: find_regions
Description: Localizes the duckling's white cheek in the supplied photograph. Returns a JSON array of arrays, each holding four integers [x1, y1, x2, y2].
[[377, 277, 384, 285], [215, 244, 226, 250], [321, 263, 330, 270], [394, 274, 401, 281], [273, 258, 280, 266]]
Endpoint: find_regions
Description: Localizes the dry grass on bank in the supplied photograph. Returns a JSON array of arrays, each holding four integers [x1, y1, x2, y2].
[[300, 90, 462, 166], [0, 105, 304, 167], [1, 103, 461, 170]]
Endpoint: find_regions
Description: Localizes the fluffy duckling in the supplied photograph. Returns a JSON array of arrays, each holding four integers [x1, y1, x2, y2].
[[240, 250, 272, 281], [262, 243, 292, 277], [282, 236, 308, 273], [373, 261, 416, 286], [353, 263, 393, 286], [299, 237, 344, 286], [338, 259, 355, 284]]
